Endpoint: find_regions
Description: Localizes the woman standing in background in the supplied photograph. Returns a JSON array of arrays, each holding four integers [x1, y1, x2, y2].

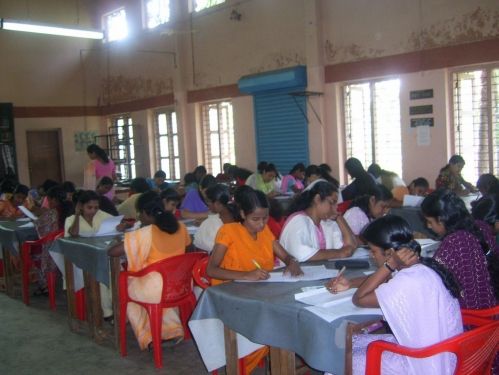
[[84, 144, 116, 199]]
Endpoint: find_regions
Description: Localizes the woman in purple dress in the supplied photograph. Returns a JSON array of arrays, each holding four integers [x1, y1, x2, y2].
[[421, 189, 499, 309]]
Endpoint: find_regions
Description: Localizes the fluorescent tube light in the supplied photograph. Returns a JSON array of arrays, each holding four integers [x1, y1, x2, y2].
[[1, 19, 103, 39]]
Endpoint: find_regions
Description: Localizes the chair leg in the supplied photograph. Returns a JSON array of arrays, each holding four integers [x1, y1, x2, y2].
[[179, 302, 194, 340], [21, 248, 30, 306], [75, 289, 86, 321], [46, 271, 56, 311], [120, 300, 128, 357], [149, 305, 163, 368]]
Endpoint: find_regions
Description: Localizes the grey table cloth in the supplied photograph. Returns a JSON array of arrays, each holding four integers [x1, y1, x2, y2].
[[190, 262, 381, 374], [0, 220, 38, 256]]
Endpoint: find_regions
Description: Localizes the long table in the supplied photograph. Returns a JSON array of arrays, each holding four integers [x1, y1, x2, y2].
[[0, 220, 38, 297], [49, 235, 122, 348], [189, 262, 382, 374]]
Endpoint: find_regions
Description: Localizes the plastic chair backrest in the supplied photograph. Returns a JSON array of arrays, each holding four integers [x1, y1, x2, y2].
[[337, 200, 352, 214], [125, 252, 206, 303], [461, 305, 499, 326], [192, 256, 211, 289], [365, 320, 499, 375]]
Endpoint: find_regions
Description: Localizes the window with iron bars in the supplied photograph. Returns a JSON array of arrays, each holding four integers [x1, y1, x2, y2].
[[343, 79, 402, 178], [155, 110, 181, 180], [453, 67, 499, 184]]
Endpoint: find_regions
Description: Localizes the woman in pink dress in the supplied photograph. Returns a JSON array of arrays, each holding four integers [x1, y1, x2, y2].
[[85, 144, 116, 199]]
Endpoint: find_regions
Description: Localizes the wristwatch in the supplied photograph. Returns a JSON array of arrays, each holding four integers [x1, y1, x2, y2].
[[384, 261, 396, 273]]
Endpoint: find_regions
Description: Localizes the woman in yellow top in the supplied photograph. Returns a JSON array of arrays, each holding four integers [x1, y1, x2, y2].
[[109, 191, 191, 350], [207, 186, 303, 373]]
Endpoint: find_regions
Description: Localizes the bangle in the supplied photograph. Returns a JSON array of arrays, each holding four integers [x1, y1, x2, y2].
[[286, 256, 298, 265], [384, 261, 396, 273]]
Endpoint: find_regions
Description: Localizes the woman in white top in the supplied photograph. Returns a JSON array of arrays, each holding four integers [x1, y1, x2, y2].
[[343, 184, 392, 240], [193, 184, 236, 252], [279, 180, 357, 262], [65, 190, 127, 320]]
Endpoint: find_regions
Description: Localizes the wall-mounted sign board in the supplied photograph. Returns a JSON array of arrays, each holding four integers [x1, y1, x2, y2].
[[410, 118, 434, 127], [410, 89, 433, 100], [409, 105, 433, 115]]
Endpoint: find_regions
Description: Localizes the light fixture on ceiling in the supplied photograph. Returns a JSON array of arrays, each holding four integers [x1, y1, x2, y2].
[[0, 18, 103, 39]]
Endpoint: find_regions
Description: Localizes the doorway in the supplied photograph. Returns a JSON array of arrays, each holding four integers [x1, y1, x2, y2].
[[26, 129, 64, 187]]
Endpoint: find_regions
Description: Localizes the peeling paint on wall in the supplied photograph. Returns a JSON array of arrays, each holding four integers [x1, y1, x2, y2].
[[99, 75, 173, 105], [248, 52, 306, 75], [325, 5, 499, 64], [407, 6, 499, 50]]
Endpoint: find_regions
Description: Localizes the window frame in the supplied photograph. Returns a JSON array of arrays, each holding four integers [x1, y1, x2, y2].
[[342, 77, 403, 179], [190, 0, 226, 14], [154, 108, 181, 181], [200, 99, 235, 176], [142, 0, 171, 30], [102, 7, 128, 42], [450, 63, 499, 183], [108, 114, 136, 181]]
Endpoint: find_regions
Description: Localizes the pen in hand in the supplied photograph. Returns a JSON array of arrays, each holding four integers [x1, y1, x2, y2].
[[252, 259, 262, 270], [326, 265, 346, 293]]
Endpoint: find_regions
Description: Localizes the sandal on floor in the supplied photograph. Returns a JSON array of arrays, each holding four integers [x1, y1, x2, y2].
[[103, 315, 114, 326], [33, 287, 49, 297], [147, 337, 184, 352]]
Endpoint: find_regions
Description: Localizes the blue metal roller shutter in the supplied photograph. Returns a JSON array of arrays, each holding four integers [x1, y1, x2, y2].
[[253, 90, 309, 174]]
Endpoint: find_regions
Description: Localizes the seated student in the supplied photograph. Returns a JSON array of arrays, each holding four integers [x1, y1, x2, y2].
[[0, 177, 17, 201], [61, 181, 76, 202], [65, 190, 128, 321], [193, 165, 207, 185], [215, 163, 235, 184], [32, 185, 74, 295], [408, 177, 430, 196], [318, 163, 340, 188], [304, 164, 322, 187], [180, 174, 216, 220], [207, 186, 303, 375], [176, 172, 198, 198], [342, 158, 377, 201], [193, 184, 236, 252], [0, 184, 29, 218], [160, 188, 181, 218], [368, 164, 407, 203], [472, 174, 499, 235], [280, 163, 306, 194], [117, 177, 150, 219], [343, 185, 392, 239], [108, 191, 191, 350], [326, 215, 462, 375], [146, 170, 170, 192], [435, 154, 476, 196], [279, 180, 357, 262], [95, 177, 119, 216], [245, 162, 280, 197], [421, 189, 499, 309]]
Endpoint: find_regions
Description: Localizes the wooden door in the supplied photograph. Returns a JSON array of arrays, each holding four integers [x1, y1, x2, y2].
[[26, 130, 63, 187]]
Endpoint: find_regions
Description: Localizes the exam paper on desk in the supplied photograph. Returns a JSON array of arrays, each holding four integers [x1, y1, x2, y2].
[[328, 247, 371, 262], [79, 215, 124, 237], [235, 265, 339, 283], [296, 287, 382, 322]]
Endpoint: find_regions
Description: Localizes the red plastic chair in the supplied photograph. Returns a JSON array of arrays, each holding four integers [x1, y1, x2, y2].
[[461, 305, 499, 326], [119, 252, 206, 368], [337, 200, 352, 214], [365, 320, 499, 375], [21, 229, 64, 309], [192, 255, 211, 289]]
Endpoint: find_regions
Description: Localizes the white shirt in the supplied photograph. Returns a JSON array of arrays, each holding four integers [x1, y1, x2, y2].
[[193, 213, 223, 252], [279, 213, 344, 262], [343, 206, 370, 235]]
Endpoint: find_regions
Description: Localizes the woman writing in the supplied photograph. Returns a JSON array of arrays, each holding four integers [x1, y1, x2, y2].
[[84, 144, 116, 199], [180, 174, 217, 220], [206, 186, 302, 374], [341, 158, 377, 201], [280, 163, 305, 194], [327, 215, 462, 375], [108, 191, 192, 349], [435, 155, 475, 195], [421, 189, 498, 309], [279, 180, 357, 261], [245, 162, 280, 198], [193, 184, 236, 252], [343, 184, 392, 238]]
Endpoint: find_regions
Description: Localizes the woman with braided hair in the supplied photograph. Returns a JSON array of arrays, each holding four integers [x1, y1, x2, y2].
[[108, 191, 191, 350], [326, 215, 463, 375]]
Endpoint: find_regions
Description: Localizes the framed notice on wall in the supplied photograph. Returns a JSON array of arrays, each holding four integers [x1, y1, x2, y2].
[[74, 131, 97, 151]]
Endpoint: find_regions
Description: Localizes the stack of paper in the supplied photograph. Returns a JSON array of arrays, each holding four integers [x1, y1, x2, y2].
[[402, 195, 424, 207], [80, 215, 124, 237], [236, 265, 338, 283], [416, 238, 440, 257]]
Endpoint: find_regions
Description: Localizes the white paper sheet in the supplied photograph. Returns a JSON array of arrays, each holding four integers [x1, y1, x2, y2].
[[328, 247, 371, 262], [416, 238, 440, 257], [402, 194, 424, 207], [18, 222, 35, 228], [79, 215, 124, 237], [236, 265, 339, 283], [305, 300, 382, 323], [17, 205, 37, 220], [295, 287, 356, 306]]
